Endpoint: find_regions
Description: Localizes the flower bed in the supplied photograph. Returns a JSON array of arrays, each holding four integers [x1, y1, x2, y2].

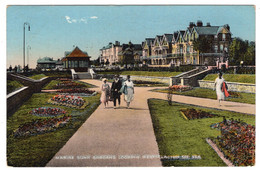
[[29, 107, 67, 117], [180, 108, 218, 120], [14, 115, 71, 138], [48, 94, 88, 109], [57, 88, 96, 95], [228, 91, 241, 98], [210, 118, 255, 166], [169, 85, 192, 92]]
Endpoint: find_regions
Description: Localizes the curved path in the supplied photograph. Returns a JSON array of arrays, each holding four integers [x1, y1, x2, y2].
[[46, 79, 255, 167]]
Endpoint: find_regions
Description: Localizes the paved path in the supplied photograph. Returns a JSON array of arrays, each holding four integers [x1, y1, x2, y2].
[[46, 79, 255, 167]]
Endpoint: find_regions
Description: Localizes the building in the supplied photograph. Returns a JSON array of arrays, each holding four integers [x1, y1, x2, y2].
[[36, 57, 58, 70], [62, 46, 90, 72], [100, 41, 122, 65], [141, 21, 232, 67]]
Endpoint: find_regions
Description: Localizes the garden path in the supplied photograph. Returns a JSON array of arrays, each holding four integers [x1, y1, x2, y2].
[[46, 79, 255, 167]]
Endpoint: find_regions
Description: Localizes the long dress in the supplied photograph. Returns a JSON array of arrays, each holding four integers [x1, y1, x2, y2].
[[215, 77, 225, 101], [124, 80, 134, 102], [100, 83, 110, 103]]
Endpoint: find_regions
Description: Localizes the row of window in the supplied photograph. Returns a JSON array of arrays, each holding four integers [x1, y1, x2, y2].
[[64, 60, 89, 68]]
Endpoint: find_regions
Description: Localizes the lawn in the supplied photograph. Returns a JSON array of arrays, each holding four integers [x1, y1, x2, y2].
[[152, 88, 255, 104], [203, 74, 255, 84], [7, 80, 24, 94], [148, 99, 255, 167], [42, 79, 96, 90], [97, 71, 182, 77], [7, 92, 100, 167], [29, 74, 48, 80]]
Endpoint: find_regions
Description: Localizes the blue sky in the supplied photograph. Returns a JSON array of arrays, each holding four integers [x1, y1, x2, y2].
[[6, 5, 255, 68]]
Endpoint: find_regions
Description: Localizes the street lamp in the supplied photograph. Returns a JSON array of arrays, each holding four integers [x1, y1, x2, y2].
[[23, 22, 30, 72], [27, 45, 31, 68]]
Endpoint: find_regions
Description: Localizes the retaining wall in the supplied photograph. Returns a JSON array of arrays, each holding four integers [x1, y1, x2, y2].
[[198, 80, 255, 93]]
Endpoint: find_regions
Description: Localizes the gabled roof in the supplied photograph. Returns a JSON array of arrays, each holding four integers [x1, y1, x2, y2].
[[66, 46, 90, 58], [176, 30, 185, 42], [192, 26, 219, 35], [37, 57, 56, 64], [163, 34, 173, 43], [144, 38, 155, 46], [171, 32, 179, 43], [153, 35, 163, 46]]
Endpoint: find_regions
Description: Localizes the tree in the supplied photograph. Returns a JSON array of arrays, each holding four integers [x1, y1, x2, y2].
[[122, 42, 134, 69], [193, 36, 214, 53], [8, 65, 12, 72], [229, 38, 255, 65]]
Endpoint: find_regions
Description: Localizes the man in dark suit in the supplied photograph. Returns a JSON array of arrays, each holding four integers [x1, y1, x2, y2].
[[111, 75, 122, 109]]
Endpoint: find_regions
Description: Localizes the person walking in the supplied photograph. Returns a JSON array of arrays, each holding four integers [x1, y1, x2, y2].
[[123, 75, 134, 109], [214, 72, 229, 106], [111, 75, 122, 109], [100, 78, 110, 108]]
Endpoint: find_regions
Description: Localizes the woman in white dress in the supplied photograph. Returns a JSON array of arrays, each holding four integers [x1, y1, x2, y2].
[[124, 75, 134, 109], [214, 72, 225, 106], [100, 78, 110, 108]]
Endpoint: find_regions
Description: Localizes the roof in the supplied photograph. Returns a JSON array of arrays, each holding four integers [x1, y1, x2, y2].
[[37, 57, 56, 64], [163, 34, 173, 43], [66, 46, 90, 58], [193, 26, 219, 35]]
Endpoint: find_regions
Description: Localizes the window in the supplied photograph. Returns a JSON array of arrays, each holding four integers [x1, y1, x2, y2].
[[214, 45, 218, 53], [220, 45, 224, 51], [222, 34, 226, 40], [187, 45, 190, 53]]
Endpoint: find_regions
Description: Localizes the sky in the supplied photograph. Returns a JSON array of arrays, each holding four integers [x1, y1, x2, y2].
[[6, 5, 255, 68]]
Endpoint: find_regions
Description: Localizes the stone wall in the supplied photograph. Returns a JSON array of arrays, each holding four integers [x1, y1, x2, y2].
[[198, 80, 255, 93], [7, 87, 33, 117], [182, 69, 211, 87]]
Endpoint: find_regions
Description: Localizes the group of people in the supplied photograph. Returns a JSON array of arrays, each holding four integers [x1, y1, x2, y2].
[[100, 75, 134, 109]]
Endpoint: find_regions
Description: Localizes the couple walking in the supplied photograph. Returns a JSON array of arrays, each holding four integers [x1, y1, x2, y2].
[[100, 75, 134, 109]]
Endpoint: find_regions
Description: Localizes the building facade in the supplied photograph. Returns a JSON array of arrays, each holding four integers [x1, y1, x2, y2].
[[36, 57, 58, 70], [141, 21, 232, 67], [62, 46, 90, 72], [100, 41, 122, 65]]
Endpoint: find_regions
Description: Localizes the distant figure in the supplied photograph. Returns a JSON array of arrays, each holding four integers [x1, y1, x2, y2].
[[111, 75, 122, 109], [124, 75, 134, 109], [100, 78, 110, 108], [214, 72, 229, 106]]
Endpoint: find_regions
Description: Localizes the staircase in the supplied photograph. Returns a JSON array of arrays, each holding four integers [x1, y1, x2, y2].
[[171, 67, 211, 87]]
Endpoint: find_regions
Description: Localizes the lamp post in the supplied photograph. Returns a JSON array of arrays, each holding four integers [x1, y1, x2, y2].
[[27, 45, 31, 69], [23, 22, 30, 72]]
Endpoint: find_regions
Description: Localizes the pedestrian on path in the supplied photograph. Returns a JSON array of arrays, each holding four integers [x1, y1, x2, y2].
[[100, 78, 110, 108], [111, 75, 122, 109], [123, 75, 134, 109], [214, 72, 229, 106]]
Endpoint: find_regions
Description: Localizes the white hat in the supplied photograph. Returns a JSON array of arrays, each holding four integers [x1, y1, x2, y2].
[[102, 78, 107, 82]]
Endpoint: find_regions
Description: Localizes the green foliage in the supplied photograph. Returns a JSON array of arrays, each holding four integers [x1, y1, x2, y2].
[[203, 74, 255, 84], [7, 80, 24, 94], [148, 99, 255, 166], [229, 38, 255, 65], [193, 36, 214, 53], [29, 74, 47, 80], [7, 93, 100, 167], [153, 88, 255, 104]]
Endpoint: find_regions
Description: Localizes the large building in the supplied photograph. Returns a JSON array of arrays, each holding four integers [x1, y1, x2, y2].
[[141, 21, 232, 67], [36, 57, 60, 70], [62, 46, 90, 72], [100, 41, 142, 65]]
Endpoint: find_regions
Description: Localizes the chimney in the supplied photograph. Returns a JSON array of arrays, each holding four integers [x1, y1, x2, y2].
[[189, 22, 195, 28], [197, 20, 203, 27], [115, 41, 120, 46], [224, 24, 230, 31], [206, 22, 211, 27]]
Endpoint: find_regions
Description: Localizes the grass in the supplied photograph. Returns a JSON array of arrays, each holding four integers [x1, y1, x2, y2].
[[148, 99, 255, 167], [7, 92, 100, 167], [7, 80, 24, 94], [42, 79, 96, 90], [203, 74, 255, 84], [29, 74, 48, 80], [97, 71, 182, 77], [152, 88, 255, 104]]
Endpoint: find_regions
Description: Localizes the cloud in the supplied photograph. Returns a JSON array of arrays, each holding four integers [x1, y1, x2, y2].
[[90, 16, 98, 19], [65, 16, 72, 23]]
